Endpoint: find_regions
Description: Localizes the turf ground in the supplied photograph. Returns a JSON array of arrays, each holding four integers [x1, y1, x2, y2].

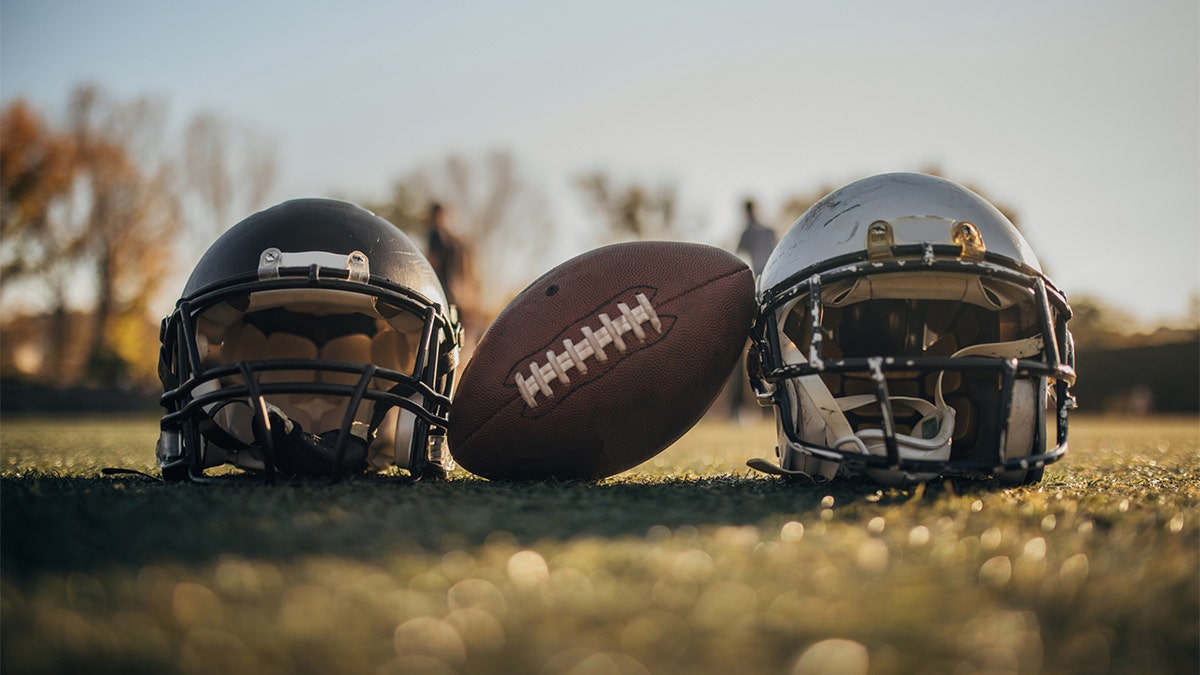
[[1, 414, 1197, 674]]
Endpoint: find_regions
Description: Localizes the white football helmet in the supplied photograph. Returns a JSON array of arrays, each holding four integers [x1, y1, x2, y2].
[[748, 173, 1075, 484]]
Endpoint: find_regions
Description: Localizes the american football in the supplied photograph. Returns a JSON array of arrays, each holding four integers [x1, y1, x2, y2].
[[448, 241, 756, 480]]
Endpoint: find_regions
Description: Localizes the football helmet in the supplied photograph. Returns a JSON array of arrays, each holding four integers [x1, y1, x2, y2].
[[748, 173, 1075, 484], [156, 198, 462, 482]]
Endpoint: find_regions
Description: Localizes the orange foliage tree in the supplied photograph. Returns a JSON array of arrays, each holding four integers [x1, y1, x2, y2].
[[1, 99, 85, 380], [2, 86, 181, 387]]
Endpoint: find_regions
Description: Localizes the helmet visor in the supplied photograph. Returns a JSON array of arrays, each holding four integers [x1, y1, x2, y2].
[[185, 286, 433, 474]]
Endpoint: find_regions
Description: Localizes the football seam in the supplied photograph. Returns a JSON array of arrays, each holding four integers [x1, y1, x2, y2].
[[513, 291, 663, 408], [449, 264, 752, 458], [503, 265, 748, 413]]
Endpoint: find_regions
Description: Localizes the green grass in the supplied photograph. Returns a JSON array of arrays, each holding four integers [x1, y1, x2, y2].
[[2, 414, 1197, 674]]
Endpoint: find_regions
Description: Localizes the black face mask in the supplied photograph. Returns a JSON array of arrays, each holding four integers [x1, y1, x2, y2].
[[254, 407, 369, 477]]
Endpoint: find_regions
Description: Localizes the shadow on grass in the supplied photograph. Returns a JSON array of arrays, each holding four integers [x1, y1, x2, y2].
[[1, 471, 1013, 579]]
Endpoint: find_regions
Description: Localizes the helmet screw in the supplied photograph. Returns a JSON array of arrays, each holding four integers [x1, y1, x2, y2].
[[866, 220, 895, 260]]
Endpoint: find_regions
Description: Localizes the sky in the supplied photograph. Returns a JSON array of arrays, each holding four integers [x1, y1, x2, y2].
[[2, 0, 1198, 325]]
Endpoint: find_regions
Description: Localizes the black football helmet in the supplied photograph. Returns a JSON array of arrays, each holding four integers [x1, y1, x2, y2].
[[156, 198, 461, 482]]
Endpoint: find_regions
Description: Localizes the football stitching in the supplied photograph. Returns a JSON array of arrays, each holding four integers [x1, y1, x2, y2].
[[514, 292, 662, 408]]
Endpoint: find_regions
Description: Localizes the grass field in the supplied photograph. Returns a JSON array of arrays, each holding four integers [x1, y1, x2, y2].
[[1, 414, 1196, 674]]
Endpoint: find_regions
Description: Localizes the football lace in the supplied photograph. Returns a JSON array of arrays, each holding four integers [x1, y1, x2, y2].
[[515, 293, 662, 408]]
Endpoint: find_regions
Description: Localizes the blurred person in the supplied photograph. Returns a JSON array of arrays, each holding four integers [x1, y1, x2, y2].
[[736, 198, 777, 277], [728, 198, 778, 421], [424, 202, 481, 349]]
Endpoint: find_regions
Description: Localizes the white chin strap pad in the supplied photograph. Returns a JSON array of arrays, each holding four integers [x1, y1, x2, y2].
[[754, 334, 1045, 482], [786, 380, 956, 484], [788, 378, 846, 481], [839, 394, 955, 484]]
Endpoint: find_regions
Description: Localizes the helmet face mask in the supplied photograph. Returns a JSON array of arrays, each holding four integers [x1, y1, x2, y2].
[[157, 199, 461, 483], [749, 173, 1075, 485]]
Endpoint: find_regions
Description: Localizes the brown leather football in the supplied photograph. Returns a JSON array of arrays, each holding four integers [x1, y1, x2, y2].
[[447, 241, 756, 480]]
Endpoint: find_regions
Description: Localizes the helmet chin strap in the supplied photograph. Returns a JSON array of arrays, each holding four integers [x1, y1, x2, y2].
[[750, 334, 1045, 482]]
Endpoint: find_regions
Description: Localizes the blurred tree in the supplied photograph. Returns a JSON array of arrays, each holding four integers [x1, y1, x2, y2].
[[777, 168, 1021, 233], [239, 133, 278, 217], [0, 101, 80, 275], [777, 182, 836, 230], [363, 149, 550, 317], [919, 164, 1021, 229], [2, 84, 280, 389], [183, 112, 232, 234], [574, 171, 678, 241], [1067, 295, 1158, 349], [366, 180, 427, 235], [0, 99, 83, 379], [183, 111, 278, 235], [67, 84, 182, 386]]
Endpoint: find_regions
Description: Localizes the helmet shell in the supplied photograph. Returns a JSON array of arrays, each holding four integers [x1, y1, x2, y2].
[[183, 198, 448, 309], [760, 173, 1044, 296], [747, 173, 1075, 486]]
